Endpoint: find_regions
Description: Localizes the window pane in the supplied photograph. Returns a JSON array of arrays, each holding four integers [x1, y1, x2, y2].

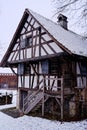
[[18, 63, 24, 75], [20, 39, 25, 48], [25, 36, 32, 47], [41, 60, 49, 74]]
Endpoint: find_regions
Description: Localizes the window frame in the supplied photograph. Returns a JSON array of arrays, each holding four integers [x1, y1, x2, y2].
[[25, 35, 33, 47]]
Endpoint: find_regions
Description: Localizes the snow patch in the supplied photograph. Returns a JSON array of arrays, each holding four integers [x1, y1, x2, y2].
[[0, 89, 87, 130]]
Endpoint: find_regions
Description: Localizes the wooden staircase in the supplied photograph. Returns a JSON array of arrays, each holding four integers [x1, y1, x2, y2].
[[23, 90, 43, 114], [22, 77, 65, 120], [32, 95, 49, 112], [23, 79, 49, 114]]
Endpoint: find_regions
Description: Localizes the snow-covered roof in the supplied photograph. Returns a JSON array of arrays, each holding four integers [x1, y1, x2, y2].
[[29, 9, 87, 57], [0, 67, 12, 73]]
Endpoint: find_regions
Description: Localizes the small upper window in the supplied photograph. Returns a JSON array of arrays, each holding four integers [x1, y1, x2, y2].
[[24, 63, 31, 74], [20, 39, 25, 49], [41, 60, 49, 74], [25, 36, 32, 47], [81, 62, 87, 75], [17, 63, 24, 75]]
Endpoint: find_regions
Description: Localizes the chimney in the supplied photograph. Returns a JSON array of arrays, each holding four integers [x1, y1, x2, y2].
[[57, 14, 68, 29]]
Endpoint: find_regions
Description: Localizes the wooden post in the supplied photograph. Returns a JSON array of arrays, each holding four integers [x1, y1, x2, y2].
[[61, 77, 64, 121], [42, 77, 45, 116], [37, 63, 39, 89], [39, 27, 41, 57], [23, 94, 24, 113], [6, 92, 7, 104]]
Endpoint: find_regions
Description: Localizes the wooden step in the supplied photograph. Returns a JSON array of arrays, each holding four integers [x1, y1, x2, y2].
[[24, 92, 43, 114], [32, 95, 49, 112]]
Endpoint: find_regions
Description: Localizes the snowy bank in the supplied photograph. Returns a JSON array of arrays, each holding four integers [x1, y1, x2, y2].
[[0, 112, 87, 130], [0, 89, 87, 130], [0, 89, 17, 110]]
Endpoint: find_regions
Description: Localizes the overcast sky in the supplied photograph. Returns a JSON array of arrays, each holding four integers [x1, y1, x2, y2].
[[0, 0, 54, 45], [0, 0, 83, 50], [0, 0, 84, 72]]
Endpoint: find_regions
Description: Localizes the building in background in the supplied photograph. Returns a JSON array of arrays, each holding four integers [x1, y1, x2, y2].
[[0, 73, 17, 89]]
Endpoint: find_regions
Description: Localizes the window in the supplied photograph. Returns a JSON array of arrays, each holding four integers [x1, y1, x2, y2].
[[24, 64, 31, 74], [18, 63, 31, 75], [49, 59, 60, 75], [18, 63, 24, 75], [41, 60, 49, 74], [25, 36, 32, 47], [80, 62, 87, 75], [77, 62, 87, 75], [20, 39, 26, 49], [20, 36, 32, 49]]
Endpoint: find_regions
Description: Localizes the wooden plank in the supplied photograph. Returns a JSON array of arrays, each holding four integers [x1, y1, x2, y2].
[[51, 76, 56, 90], [45, 77, 62, 80], [31, 64, 38, 75], [19, 38, 21, 60], [61, 78, 64, 121], [31, 75, 34, 88], [48, 75, 50, 90], [28, 13, 72, 54], [37, 63, 39, 89], [10, 39, 54, 53], [42, 77, 45, 116], [39, 27, 41, 57], [8, 52, 65, 64], [31, 30, 33, 58], [32, 20, 36, 27], [55, 97, 61, 108], [29, 74, 31, 88], [23, 49, 25, 59], [10, 44, 19, 61], [24, 18, 35, 34], [20, 26, 46, 36], [25, 18, 33, 32], [25, 48, 27, 59], [14, 51, 19, 61], [41, 45, 49, 55], [41, 37, 57, 54], [33, 30, 38, 57]]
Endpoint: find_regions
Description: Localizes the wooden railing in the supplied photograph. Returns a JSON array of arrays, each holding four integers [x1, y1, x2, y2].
[[24, 91, 43, 114], [23, 77, 64, 120], [43, 77, 63, 91], [23, 79, 44, 114]]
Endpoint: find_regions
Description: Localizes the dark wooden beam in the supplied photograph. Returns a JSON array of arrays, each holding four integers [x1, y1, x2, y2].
[[27, 9, 72, 55], [7, 52, 67, 65], [41, 45, 49, 55], [39, 27, 41, 57], [33, 29, 38, 57], [20, 27, 46, 36], [10, 40, 54, 53]]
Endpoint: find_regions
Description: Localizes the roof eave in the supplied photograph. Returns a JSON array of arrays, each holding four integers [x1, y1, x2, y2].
[[0, 9, 29, 67], [1, 8, 73, 67]]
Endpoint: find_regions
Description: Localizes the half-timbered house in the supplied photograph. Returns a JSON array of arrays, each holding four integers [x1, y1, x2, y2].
[[1, 9, 87, 120]]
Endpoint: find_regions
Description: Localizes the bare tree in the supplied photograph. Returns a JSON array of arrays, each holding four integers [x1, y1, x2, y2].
[[53, 0, 87, 36]]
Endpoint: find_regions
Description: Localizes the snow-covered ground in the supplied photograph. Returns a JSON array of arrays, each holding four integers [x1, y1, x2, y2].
[[0, 89, 87, 130], [0, 89, 17, 110]]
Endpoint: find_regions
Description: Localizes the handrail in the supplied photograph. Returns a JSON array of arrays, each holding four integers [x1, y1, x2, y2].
[[44, 77, 63, 81], [44, 77, 63, 90], [23, 87, 43, 113], [23, 79, 44, 112], [23, 77, 63, 113], [27, 85, 43, 102], [24, 79, 43, 102], [24, 77, 63, 103], [25, 92, 43, 114]]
